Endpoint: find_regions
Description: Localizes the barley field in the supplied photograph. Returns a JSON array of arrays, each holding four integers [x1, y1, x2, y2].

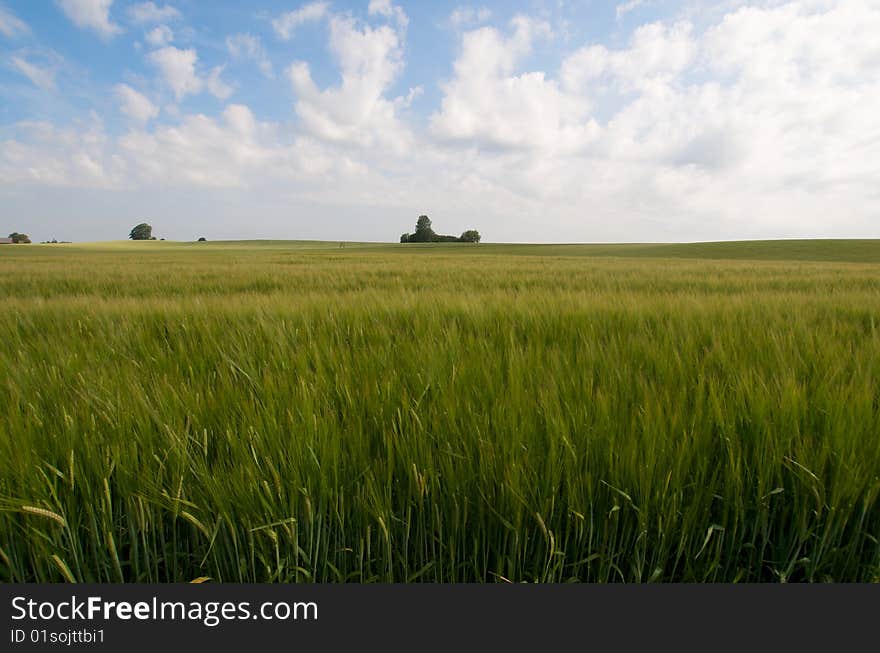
[[1, 240, 879, 582]]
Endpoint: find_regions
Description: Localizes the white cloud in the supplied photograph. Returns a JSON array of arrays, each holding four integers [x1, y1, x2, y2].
[[368, 0, 408, 29], [367, 0, 391, 16], [704, 2, 880, 87], [147, 46, 233, 101], [287, 12, 415, 152], [145, 24, 173, 47], [148, 46, 201, 99], [115, 83, 159, 124], [226, 33, 273, 77], [206, 66, 233, 100], [10, 56, 56, 91], [128, 2, 180, 24], [116, 105, 358, 188], [430, 16, 596, 151], [118, 110, 271, 187], [0, 117, 119, 188], [616, 0, 644, 21], [272, 2, 328, 40], [56, 0, 122, 38], [561, 21, 695, 93], [0, 4, 29, 38], [0, 105, 335, 193], [448, 6, 492, 30]]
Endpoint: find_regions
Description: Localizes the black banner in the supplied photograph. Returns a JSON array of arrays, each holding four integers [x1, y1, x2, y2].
[[2, 584, 877, 651]]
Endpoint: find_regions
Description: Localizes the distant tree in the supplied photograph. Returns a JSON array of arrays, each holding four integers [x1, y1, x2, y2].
[[198, 237, 207, 242], [411, 215, 435, 243], [129, 223, 153, 240], [399, 217, 482, 244], [8, 232, 31, 244]]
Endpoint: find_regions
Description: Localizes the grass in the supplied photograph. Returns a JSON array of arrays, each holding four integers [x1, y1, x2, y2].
[[1, 239, 879, 582]]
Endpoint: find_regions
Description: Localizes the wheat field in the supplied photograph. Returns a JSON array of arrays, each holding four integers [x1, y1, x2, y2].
[[1, 240, 879, 582]]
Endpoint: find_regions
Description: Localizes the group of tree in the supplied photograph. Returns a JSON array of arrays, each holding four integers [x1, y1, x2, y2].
[[7, 232, 31, 243], [399, 216, 481, 244], [129, 223, 207, 242]]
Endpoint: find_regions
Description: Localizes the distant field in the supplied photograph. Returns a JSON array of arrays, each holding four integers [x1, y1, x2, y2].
[[1, 240, 879, 582], [17, 237, 880, 262]]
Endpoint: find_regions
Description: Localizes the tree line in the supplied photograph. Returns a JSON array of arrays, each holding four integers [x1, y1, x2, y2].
[[126, 217, 481, 244], [400, 216, 480, 243]]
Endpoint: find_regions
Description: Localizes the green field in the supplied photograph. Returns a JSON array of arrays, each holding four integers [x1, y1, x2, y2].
[[1, 239, 879, 582]]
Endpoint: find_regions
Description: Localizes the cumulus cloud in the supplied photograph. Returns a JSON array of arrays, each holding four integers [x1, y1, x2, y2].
[[56, 0, 122, 38], [287, 12, 416, 152], [561, 21, 696, 93], [272, 2, 328, 40], [430, 16, 597, 151], [616, 0, 644, 21], [368, 0, 408, 29], [115, 104, 367, 188], [0, 105, 346, 193], [0, 116, 120, 188], [147, 46, 232, 101], [10, 56, 57, 91], [448, 6, 491, 30], [144, 24, 173, 47], [118, 107, 279, 187], [115, 83, 159, 124], [226, 33, 273, 77], [148, 46, 200, 99], [128, 2, 180, 24], [205, 66, 233, 100], [0, 4, 29, 38]]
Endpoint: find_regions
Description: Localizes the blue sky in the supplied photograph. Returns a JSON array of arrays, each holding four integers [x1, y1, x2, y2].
[[1, 1, 878, 243], [1, 2, 661, 130], [1, 2, 663, 121]]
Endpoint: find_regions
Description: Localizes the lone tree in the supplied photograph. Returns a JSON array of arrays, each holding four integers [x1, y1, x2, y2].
[[8, 232, 31, 244], [129, 223, 153, 240], [197, 237, 207, 242], [460, 230, 481, 243]]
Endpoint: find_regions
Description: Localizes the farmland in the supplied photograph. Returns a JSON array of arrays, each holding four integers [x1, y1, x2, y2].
[[1, 240, 879, 582]]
